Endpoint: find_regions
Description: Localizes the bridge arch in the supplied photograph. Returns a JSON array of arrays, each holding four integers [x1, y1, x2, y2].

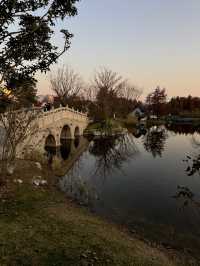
[[60, 139, 72, 160], [74, 126, 80, 138], [45, 134, 56, 147], [60, 125, 72, 140], [44, 134, 57, 162], [74, 137, 80, 149]]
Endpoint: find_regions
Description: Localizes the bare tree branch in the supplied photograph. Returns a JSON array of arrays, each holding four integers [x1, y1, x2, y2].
[[50, 66, 84, 107], [0, 105, 41, 171]]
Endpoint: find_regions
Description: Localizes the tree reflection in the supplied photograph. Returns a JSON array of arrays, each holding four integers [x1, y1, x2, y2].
[[74, 137, 80, 149], [128, 126, 147, 138], [60, 139, 72, 161], [60, 172, 98, 207], [143, 126, 168, 157], [184, 155, 200, 176], [89, 134, 139, 177], [166, 124, 200, 135], [173, 186, 200, 213], [59, 156, 98, 207], [174, 134, 200, 213], [183, 136, 200, 176], [192, 135, 200, 149]]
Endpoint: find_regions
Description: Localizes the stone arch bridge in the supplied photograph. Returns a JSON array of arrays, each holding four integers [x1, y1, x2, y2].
[[0, 107, 89, 162], [0, 106, 89, 161], [38, 107, 88, 146], [18, 106, 89, 156]]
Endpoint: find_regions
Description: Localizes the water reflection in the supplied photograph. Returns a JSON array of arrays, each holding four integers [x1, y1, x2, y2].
[[166, 123, 200, 135], [184, 155, 200, 176], [128, 126, 147, 138], [58, 125, 200, 254], [173, 186, 200, 214], [60, 171, 98, 207], [74, 137, 80, 149], [173, 136, 200, 214], [183, 135, 200, 176], [44, 146, 57, 165], [191, 135, 200, 149], [44, 138, 81, 163], [143, 126, 168, 157], [60, 139, 72, 161], [89, 134, 139, 176], [174, 186, 194, 207]]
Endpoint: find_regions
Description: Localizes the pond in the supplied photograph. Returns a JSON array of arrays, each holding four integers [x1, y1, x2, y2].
[[57, 125, 200, 253]]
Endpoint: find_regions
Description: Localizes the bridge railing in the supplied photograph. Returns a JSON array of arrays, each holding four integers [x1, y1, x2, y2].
[[39, 106, 88, 119], [0, 106, 88, 131], [1, 105, 88, 118]]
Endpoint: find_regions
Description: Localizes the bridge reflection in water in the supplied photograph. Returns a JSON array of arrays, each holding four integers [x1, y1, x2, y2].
[[60, 139, 73, 161], [44, 136, 89, 175]]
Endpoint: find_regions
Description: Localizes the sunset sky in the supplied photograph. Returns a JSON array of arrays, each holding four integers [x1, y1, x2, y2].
[[37, 0, 200, 99]]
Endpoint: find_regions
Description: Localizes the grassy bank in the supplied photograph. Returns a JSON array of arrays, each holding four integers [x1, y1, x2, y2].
[[84, 119, 126, 136], [0, 161, 198, 266]]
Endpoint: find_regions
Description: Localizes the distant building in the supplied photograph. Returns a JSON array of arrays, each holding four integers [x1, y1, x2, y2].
[[127, 107, 145, 124], [131, 108, 144, 117], [149, 115, 158, 120]]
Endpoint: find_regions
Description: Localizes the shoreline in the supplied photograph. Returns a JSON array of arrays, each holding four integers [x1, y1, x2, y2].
[[0, 160, 199, 265]]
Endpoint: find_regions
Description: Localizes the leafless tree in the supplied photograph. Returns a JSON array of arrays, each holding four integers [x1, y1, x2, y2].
[[90, 68, 142, 120], [84, 83, 97, 102], [50, 66, 84, 107], [0, 105, 41, 175], [93, 68, 123, 94], [118, 80, 142, 101], [93, 68, 141, 99]]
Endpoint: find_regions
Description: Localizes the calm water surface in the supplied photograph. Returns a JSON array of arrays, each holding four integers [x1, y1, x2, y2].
[[58, 125, 200, 249]]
